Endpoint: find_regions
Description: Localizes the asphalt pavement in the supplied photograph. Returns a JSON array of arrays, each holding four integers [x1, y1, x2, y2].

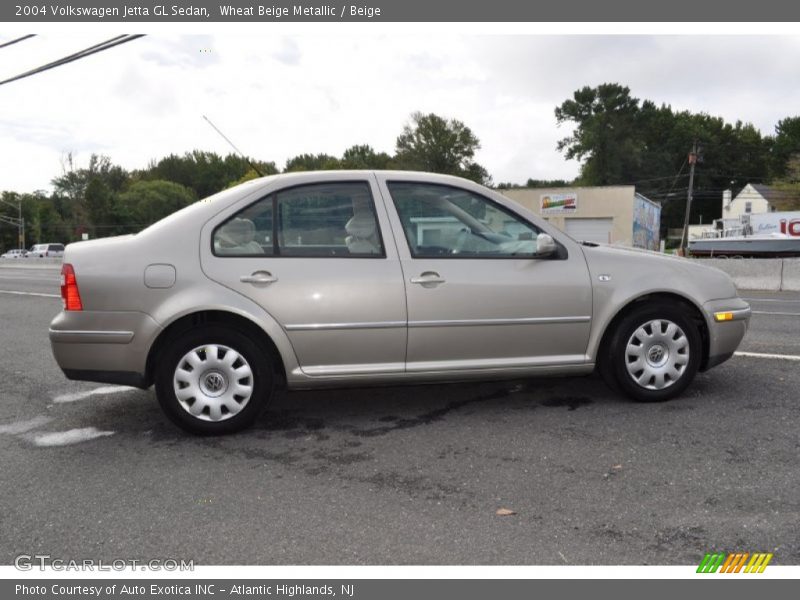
[[1, 264, 798, 565]]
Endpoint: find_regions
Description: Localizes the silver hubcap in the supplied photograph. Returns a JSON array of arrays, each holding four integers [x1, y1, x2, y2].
[[625, 319, 689, 390], [173, 344, 254, 422]]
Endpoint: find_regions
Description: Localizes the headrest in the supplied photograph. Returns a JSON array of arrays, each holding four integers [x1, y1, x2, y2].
[[345, 214, 376, 239], [219, 218, 255, 245]]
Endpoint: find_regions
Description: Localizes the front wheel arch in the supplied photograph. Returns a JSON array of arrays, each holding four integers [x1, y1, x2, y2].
[[596, 292, 710, 379]]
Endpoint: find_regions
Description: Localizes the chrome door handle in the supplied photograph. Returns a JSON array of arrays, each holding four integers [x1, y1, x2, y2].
[[240, 271, 278, 284], [410, 272, 445, 285]]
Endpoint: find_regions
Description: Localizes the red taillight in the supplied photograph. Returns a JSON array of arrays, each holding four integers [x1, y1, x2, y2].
[[60, 263, 83, 311]]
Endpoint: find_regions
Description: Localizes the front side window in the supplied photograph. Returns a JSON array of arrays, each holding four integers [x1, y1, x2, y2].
[[213, 181, 384, 258], [387, 182, 541, 258]]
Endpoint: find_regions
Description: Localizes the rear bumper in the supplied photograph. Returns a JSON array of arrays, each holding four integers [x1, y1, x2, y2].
[[701, 298, 751, 370], [49, 310, 161, 386]]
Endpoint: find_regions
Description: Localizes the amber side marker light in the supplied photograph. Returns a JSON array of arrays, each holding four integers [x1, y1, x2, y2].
[[60, 263, 83, 311]]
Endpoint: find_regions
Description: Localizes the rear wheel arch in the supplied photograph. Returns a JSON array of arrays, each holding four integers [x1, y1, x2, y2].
[[145, 310, 287, 388]]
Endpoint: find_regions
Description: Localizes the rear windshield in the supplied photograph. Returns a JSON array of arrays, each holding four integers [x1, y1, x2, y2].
[[48, 244, 64, 251]]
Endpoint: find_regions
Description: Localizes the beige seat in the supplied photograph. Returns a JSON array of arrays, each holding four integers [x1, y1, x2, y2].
[[214, 218, 264, 255], [345, 199, 381, 255]]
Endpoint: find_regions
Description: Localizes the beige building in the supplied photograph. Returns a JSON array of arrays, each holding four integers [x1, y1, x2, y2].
[[500, 185, 661, 250]]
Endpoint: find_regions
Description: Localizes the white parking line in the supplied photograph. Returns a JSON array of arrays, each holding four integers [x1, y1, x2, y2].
[[0, 290, 59, 298], [23, 427, 115, 447], [0, 416, 53, 434], [0, 274, 60, 281], [53, 385, 137, 403], [734, 351, 800, 361]]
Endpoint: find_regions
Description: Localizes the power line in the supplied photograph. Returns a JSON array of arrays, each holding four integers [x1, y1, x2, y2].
[[656, 159, 688, 204], [0, 35, 36, 49], [626, 173, 690, 185], [0, 35, 145, 87]]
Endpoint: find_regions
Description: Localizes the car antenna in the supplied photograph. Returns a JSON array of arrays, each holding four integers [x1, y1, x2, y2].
[[202, 114, 264, 177]]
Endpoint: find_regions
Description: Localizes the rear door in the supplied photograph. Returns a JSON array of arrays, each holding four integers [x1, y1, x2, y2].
[[201, 177, 407, 376], [378, 177, 593, 372]]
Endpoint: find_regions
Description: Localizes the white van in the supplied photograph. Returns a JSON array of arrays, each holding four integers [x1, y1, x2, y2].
[[29, 243, 65, 258]]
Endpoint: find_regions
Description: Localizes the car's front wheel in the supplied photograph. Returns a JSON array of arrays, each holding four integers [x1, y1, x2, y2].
[[155, 326, 273, 434], [604, 303, 702, 402]]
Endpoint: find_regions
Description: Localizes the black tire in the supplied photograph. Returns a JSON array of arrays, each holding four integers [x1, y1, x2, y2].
[[596, 349, 620, 393], [603, 302, 702, 402], [155, 325, 273, 435]]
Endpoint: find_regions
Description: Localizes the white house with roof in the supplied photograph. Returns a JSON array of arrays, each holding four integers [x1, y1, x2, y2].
[[721, 183, 789, 218]]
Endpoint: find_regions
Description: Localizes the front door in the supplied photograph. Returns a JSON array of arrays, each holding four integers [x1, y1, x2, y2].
[[379, 180, 593, 372]]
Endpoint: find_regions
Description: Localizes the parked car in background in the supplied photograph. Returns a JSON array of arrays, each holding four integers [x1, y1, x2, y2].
[[49, 171, 751, 435], [1, 249, 29, 259], [29, 243, 65, 258]]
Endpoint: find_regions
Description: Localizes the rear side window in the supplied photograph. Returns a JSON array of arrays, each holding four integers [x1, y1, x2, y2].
[[213, 181, 384, 258], [214, 198, 274, 256]]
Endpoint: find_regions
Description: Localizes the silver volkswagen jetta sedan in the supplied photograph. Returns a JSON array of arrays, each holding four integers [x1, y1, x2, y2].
[[50, 171, 750, 434]]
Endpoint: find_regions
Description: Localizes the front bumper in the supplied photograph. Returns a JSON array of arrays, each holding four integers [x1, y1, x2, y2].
[[701, 298, 751, 370], [49, 310, 162, 388]]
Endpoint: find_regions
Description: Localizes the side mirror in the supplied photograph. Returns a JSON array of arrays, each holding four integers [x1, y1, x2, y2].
[[535, 233, 557, 257]]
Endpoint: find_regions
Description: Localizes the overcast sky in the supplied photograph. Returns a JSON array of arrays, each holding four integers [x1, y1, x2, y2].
[[2, 34, 800, 193]]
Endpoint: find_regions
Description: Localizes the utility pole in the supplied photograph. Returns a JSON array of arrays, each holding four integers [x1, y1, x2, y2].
[[18, 197, 24, 249], [679, 141, 698, 255]]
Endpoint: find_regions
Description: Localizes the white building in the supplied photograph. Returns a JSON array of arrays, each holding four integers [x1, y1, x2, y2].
[[721, 183, 793, 218]]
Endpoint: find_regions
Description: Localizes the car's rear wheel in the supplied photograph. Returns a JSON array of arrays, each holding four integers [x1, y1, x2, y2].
[[155, 326, 272, 434], [604, 303, 701, 402]]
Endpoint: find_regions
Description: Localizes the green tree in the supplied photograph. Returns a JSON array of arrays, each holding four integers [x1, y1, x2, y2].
[[526, 178, 572, 188], [117, 180, 197, 232], [394, 112, 491, 184], [770, 116, 800, 182], [284, 153, 341, 172], [555, 83, 773, 232], [52, 153, 128, 200], [84, 178, 114, 237], [340, 144, 392, 169], [142, 151, 270, 198], [555, 84, 642, 186], [226, 163, 280, 188]]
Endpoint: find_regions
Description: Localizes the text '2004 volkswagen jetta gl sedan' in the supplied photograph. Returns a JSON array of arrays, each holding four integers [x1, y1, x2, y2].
[[49, 171, 750, 434]]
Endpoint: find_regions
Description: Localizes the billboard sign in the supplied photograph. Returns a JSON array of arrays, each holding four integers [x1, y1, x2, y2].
[[540, 193, 577, 214]]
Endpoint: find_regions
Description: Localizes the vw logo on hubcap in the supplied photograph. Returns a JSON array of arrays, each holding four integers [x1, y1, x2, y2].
[[647, 344, 667, 366], [205, 373, 224, 391], [200, 371, 227, 397]]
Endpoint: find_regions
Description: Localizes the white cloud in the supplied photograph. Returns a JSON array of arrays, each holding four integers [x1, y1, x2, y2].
[[1, 34, 799, 192]]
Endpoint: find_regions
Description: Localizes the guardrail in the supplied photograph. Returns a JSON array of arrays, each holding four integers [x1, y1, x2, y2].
[[698, 257, 800, 291]]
